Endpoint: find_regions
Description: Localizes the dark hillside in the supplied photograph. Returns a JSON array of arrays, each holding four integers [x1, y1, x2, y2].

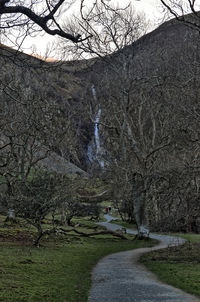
[[0, 44, 91, 170], [1, 14, 200, 231], [1, 13, 200, 171]]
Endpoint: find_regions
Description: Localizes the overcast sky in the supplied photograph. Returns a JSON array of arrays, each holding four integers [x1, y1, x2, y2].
[[23, 0, 163, 57]]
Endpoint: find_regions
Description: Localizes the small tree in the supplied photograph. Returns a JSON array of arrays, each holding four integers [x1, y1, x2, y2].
[[2, 170, 71, 246]]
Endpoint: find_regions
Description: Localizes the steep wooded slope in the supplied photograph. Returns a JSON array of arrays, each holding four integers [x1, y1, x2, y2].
[[1, 15, 200, 172]]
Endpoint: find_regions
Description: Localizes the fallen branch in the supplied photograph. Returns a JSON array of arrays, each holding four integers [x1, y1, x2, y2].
[[60, 227, 128, 240], [33, 225, 128, 247]]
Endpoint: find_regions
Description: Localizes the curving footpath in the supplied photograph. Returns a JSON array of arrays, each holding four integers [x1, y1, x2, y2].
[[88, 214, 200, 302]]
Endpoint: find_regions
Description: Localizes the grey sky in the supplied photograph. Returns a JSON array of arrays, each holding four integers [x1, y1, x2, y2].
[[24, 0, 163, 57]]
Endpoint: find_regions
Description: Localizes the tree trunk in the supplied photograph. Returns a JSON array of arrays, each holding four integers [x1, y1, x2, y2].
[[34, 223, 43, 246], [34, 231, 43, 247], [66, 216, 73, 226], [61, 207, 67, 225], [133, 194, 149, 238]]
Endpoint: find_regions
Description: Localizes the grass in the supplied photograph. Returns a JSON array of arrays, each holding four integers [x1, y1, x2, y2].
[[0, 216, 156, 302], [164, 233, 200, 243], [2, 213, 199, 301], [141, 234, 200, 298]]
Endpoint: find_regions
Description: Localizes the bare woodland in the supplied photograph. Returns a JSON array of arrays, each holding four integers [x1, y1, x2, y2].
[[0, 0, 200, 239]]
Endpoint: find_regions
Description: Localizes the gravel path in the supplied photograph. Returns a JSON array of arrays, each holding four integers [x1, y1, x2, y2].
[[88, 214, 200, 302]]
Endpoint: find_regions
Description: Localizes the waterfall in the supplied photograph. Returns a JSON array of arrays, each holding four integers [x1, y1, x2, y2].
[[91, 85, 97, 101], [94, 108, 102, 154], [95, 108, 105, 168], [87, 85, 105, 168]]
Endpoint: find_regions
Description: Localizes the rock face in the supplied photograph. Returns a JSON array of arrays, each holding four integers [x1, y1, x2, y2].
[[37, 150, 88, 177]]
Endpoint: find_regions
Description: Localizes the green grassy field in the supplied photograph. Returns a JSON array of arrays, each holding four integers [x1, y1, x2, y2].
[[141, 234, 200, 298], [1, 212, 199, 301], [0, 216, 156, 302]]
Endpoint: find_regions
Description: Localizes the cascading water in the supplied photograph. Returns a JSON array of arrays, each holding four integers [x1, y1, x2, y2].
[[94, 107, 104, 168], [91, 85, 97, 101], [94, 108, 101, 153], [87, 85, 105, 168]]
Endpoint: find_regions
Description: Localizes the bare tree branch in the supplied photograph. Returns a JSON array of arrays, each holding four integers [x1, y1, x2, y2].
[[0, 0, 92, 42]]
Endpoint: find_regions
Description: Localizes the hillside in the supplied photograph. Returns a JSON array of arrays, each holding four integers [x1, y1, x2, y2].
[[1, 14, 200, 171], [1, 14, 200, 233], [0, 43, 92, 173]]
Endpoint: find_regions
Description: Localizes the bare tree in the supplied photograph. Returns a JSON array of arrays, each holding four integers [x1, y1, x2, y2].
[[0, 63, 82, 220], [57, 1, 148, 60], [3, 170, 72, 246], [160, 0, 200, 30], [58, 0, 200, 237], [100, 63, 177, 237], [0, 0, 93, 47], [58, 2, 156, 237]]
